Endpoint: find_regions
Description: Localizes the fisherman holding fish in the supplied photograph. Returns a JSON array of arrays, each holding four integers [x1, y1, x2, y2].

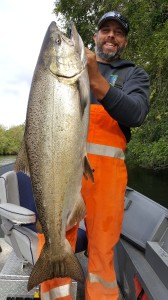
[[80, 12, 149, 300], [17, 10, 149, 300]]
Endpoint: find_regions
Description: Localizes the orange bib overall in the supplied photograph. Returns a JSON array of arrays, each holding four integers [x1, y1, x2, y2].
[[82, 104, 127, 299]]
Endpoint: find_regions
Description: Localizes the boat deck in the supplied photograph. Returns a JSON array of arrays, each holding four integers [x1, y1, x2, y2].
[[0, 238, 38, 299], [0, 238, 123, 300], [0, 238, 78, 299]]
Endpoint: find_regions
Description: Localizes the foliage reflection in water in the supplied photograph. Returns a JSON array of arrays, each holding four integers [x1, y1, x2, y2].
[[127, 165, 168, 208]]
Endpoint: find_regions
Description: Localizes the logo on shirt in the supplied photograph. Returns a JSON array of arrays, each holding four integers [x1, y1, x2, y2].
[[109, 74, 118, 87]]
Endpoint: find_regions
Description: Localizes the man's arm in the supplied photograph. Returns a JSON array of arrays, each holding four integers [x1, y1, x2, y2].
[[86, 48, 150, 128], [100, 67, 150, 127]]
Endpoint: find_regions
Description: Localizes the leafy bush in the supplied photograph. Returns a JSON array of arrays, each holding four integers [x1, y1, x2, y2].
[[0, 125, 24, 155]]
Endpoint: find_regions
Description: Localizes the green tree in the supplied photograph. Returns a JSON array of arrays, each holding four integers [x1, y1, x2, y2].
[[0, 125, 7, 155], [0, 125, 24, 155]]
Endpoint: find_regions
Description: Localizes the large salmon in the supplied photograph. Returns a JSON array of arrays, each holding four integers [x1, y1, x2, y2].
[[15, 21, 93, 291]]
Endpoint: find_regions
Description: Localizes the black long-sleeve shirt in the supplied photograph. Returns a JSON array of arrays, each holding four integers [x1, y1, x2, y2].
[[90, 59, 150, 142]]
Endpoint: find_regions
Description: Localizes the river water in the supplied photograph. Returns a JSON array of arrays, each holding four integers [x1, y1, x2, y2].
[[0, 155, 16, 167], [127, 165, 168, 208], [0, 156, 167, 208]]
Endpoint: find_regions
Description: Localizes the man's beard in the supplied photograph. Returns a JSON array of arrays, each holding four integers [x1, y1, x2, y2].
[[95, 43, 125, 62]]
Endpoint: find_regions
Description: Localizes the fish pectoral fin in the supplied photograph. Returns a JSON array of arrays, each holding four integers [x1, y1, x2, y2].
[[66, 194, 86, 231], [14, 138, 30, 175], [27, 241, 84, 291], [83, 156, 94, 182]]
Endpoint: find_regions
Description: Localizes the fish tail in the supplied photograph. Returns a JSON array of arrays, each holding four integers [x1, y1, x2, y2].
[[27, 240, 84, 291]]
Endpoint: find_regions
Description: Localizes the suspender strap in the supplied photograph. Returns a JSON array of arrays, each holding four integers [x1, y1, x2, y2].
[[88, 272, 118, 289], [87, 143, 125, 160]]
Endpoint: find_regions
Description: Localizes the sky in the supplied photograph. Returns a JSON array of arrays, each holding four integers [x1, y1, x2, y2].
[[0, 0, 59, 129]]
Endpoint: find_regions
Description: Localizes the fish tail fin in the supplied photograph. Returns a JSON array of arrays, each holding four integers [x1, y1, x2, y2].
[[27, 241, 84, 291]]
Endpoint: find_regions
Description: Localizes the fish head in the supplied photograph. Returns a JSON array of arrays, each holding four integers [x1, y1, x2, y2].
[[40, 21, 86, 81]]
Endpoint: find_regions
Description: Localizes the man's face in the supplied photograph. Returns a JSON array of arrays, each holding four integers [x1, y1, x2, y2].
[[94, 20, 128, 62]]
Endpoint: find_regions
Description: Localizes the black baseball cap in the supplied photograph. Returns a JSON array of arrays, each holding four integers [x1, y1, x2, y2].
[[98, 11, 129, 35]]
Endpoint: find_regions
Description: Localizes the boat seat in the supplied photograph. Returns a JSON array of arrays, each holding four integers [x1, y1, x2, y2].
[[0, 171, 38, 265], [0, 171, 87, 266]]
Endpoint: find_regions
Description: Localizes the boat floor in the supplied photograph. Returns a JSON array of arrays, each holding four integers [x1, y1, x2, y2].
[[0, 238, 12, 272], [0, 238, 123, 300], [0, 238, 38, 299]]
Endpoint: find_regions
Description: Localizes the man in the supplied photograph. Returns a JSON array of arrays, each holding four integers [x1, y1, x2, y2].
[[81, 10, 150, 300], [39, 11, 150, 300]]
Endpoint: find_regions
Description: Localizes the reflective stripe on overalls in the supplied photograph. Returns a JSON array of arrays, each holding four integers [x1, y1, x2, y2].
[[82, 104, 128, 300], [87, 143, 125, 160], [41, 284, 71, 300], [88, 273, 118, 289]]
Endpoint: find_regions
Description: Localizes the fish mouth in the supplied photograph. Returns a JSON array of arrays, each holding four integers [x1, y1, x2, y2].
[[50, 67, 85, 83], [56, 72, 82, 80]]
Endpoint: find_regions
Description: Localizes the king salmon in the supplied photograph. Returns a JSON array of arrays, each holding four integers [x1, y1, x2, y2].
[[15, 21, 93, 291]]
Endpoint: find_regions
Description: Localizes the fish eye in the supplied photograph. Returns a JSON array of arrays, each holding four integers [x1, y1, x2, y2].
[[55, 34, 61, 45]]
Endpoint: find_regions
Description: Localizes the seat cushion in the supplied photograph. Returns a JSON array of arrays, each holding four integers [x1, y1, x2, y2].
[[17, 172, 37, 232], [1, 171, 20, 205]]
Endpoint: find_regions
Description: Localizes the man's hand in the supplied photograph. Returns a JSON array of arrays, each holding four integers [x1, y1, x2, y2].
[[85, 48, 100, 81], [85, 47, 110, 100]]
